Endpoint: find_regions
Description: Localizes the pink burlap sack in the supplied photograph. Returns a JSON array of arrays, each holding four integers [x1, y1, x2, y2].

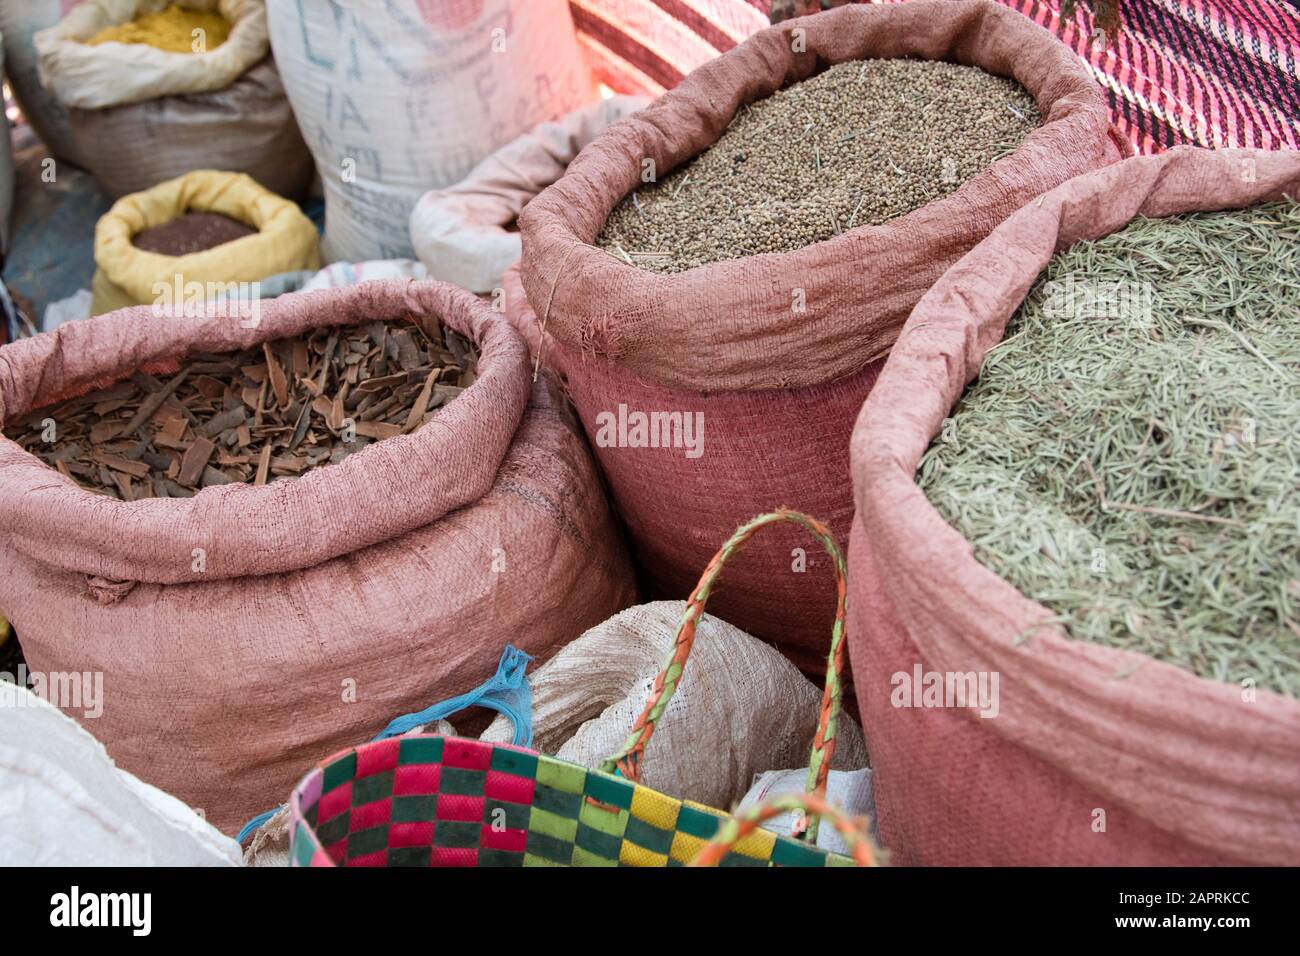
[[849, 146, 1300, 866], [0, 280, 637, 834], [516, 0, 1127, 677]]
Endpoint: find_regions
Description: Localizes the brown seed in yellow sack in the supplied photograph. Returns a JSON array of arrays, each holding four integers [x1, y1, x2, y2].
[[132, 212, 258, 256], [85, 4, 231, 54]]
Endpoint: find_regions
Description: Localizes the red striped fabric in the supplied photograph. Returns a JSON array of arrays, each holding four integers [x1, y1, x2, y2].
[[571, 0, 1300, 153], [570, 0, 768, 96]]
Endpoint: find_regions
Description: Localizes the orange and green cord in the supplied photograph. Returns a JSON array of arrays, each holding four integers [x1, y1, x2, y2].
[[600, 508, 849, 844]]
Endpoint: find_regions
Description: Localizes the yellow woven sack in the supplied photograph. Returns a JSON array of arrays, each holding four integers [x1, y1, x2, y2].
[[91, 169, 320, 315]]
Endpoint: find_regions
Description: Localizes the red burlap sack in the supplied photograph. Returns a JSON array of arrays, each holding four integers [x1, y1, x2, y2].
[[849, 146, 1300, 866], [517, 0, 1128, 676], [0, 280, 637, 834]]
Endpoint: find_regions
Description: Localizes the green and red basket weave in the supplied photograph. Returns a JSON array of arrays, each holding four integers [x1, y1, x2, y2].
[[288, 510, 878, 867]]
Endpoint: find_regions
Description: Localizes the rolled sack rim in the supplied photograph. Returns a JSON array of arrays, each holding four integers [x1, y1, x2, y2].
[[0, 279, 532, 584], [518, 0, 1117, 391]]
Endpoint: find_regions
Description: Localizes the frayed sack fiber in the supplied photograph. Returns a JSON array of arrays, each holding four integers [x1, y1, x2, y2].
[[516, 0, 1127, 678], [0, 279, 637, 834], [90, 169, 319, 315], [848, 147, 1300, 866]]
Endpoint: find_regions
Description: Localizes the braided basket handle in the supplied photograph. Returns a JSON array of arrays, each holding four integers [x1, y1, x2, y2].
[[689, 792, 878, 867], [599, 509, 848, 842]]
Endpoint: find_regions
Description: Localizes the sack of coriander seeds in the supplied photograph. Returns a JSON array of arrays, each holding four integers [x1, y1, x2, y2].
[[515, 0, 1129, 682]]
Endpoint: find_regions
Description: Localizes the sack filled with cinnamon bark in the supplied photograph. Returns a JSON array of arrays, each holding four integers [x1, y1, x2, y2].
[[0, 279, 637, 835], [516, 0, 1128, 679]]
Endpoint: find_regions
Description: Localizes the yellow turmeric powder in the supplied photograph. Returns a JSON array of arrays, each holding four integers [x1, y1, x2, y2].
[[86, 5, 230, 54]]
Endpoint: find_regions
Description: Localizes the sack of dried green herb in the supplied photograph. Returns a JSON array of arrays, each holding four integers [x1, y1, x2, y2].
[[848, 146, 1300, 866], [0, 279, 637, 835], [516, 0, 1127, 679]]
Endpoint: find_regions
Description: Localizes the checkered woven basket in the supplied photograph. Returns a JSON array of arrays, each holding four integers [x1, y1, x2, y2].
[[288, 509, 874, 867]]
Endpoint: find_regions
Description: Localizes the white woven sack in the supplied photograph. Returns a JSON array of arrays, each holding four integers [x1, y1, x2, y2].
[[0, 680, 240, 866], [481, 601, 870, 810], [738, 767, 876, 856], [35, 0, 268, 109], [410, 95, 649, 294], [267, 0, 595, 263], [297, 258, 428, 293]]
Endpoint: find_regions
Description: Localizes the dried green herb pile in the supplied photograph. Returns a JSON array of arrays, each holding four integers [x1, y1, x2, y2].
[[919, 201, 1300, 697], [3, 320, 478, 500], [596, 58, 1040, 273]]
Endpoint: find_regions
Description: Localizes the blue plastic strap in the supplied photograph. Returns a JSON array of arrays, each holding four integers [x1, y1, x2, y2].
[[375, 644, 533, 747]]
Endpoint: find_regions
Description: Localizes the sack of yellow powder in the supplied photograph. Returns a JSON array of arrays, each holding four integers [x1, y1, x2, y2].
[[33, 2, 312, 200], [35, 1, 265, 108]]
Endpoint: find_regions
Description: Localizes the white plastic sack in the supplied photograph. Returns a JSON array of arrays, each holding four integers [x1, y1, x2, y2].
[[267, 0, 596, 263], [35, 0, 269, 110], [410, 95, 649, 294], [297, 258, 427, 293], [0, 680, 240, 865], [738, 767, 876, 856], [41, 287, 92, 331], [0, 1, 84, 166], [481, 601, 870, 810]]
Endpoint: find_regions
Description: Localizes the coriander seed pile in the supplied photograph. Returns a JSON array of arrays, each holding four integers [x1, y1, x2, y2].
[[596, 58, 1040, 273], [918, 201, 1300, 697]]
